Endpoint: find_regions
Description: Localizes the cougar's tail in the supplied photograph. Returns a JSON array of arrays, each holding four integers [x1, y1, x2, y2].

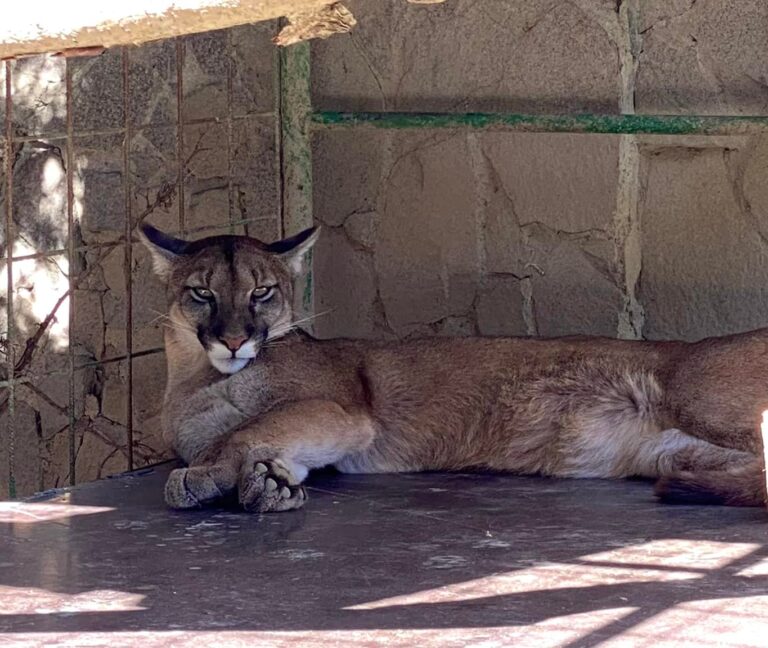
[[654, 461, 766, 507]]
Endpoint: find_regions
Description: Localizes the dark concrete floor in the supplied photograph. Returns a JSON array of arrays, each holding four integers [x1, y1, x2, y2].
[[1, 463, 767, 647]]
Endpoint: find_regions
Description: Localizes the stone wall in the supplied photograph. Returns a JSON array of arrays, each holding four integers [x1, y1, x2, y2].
[[310, 0, 768, 341], [2, 0, 768, 497], [0, 24, 280, 497]]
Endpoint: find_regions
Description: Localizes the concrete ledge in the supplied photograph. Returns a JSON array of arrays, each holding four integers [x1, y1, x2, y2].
[[0, 0, 341, 58]]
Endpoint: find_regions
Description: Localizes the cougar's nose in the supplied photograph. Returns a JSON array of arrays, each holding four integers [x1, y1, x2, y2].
[[220, 335, 249, 352]]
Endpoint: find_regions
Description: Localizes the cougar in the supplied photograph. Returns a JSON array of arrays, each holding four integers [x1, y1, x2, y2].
[[139, 224, 766, 512]]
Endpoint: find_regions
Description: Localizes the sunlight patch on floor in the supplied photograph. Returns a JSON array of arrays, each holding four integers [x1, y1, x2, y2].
[[0, 585, 146, 615], [345, 539, 758, 611], [607, 596, 768, 648], [0, 610, 640, 648], [0, 501, 114, 524]]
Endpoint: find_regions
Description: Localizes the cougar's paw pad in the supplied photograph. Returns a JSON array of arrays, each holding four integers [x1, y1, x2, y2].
[[239, 459, 308, 513], [164, 464, 237, 510]]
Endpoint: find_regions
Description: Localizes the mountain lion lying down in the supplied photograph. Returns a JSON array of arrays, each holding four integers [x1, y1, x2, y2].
[[140, 224, 766, 512]]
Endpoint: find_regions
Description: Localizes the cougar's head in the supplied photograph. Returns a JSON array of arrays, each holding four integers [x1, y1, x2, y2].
[[139, 224, 320, 375]]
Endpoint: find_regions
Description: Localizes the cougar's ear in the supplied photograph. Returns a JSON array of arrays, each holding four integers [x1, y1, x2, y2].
[[267, 226, 321, 275], [137, 223, 189, 279]]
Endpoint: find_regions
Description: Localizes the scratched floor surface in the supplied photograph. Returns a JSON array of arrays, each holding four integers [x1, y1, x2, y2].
[[1, 463, 767, 647]]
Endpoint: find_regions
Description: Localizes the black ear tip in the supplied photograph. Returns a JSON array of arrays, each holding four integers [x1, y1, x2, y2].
[[298, 225, 320, 241], [138, 223, 188, 255], [138, 223, 158, 238], [266, 226, 321, 254]]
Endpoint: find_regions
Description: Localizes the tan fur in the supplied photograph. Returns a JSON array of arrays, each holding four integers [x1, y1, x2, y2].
[[140, 225, 768, 511]]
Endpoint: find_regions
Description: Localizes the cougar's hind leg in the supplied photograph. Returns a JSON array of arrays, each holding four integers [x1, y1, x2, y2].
[[651, 430, 765, 506]]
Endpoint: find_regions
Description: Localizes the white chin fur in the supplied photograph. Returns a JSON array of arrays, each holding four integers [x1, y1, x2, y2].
[[206, 340, 258, 374], [209, 357, 250, 374]]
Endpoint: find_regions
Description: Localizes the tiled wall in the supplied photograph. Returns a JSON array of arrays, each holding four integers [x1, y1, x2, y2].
[[1, 23, 281, 497]]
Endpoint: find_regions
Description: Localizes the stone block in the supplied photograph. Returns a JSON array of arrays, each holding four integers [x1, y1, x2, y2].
[[434, 315, 476, 337], [231, 21, 278, 116], [73, 416, 130, 483], [132, 352, 172, 467], [481, 133, 620, 233], [129, 126, 179, 233], [313, 129, 383, 228], [182, 30, 228, 122], [478, 133, 621, 337], [0, 401, 47, 497], [10, 55, 66, 137], [0, 63, 5, 131], [476, 276, 527, 337], [639, 144, 768, 340], [184, 121, 231, 233], [0, 140, 5, 255], [375, 132, 479, 333], [131, 243, 168, 352], [70, 48, 124, 132], [74, 133, 125, 242], [11, 253, 71, 362], [72, 288, 106, 361], [742, 135, 768, 228], [96, 245, 128, 357], [312, 0, 621, 113], [636, 0, 768, 115], [313, 227, 380, 339], [100, 360, 129, 425], [231, 115, 279, 241], [128, 39, 177, 127], [12, 140, 68, 255], [3, 367, 91, 496], [527, 229, 621, 337]]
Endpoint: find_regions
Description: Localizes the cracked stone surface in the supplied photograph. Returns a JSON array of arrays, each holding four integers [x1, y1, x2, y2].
[[313, 130, 623, 339], [635, 0, 768, 115], [70, 49, 125, 132], [312, 0, 622, 113], [639, 140, 768, 340], [183, 30, 230, 122], [1, 26, 279, 498], [128, 39, 178, 128], [9, 56, 66, 137]]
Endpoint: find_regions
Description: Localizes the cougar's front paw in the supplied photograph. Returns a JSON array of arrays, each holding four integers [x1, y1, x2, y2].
[[238, 458, 308, 513], [164, 464, 238, 510]]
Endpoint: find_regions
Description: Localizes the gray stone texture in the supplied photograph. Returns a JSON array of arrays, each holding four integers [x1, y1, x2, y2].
[[184, 121, 231, 233], [183, 30, 229, 122], [74, 133, 125, 243], [312, 130, 621, 339], [128, 40, 178, 128], [636, 0, 768, 115], [70, 48, 125, 132], [11, 140, 68, 254], [10, 55, 66, 137], [231, 115, 280, 241], [2, 27, 279, 497], [638, 140, 768, 340], [230, 22, 278, 116], [312, 0, 622, 113], [0, 63, 6, 131], [0, 141, 6, 255]]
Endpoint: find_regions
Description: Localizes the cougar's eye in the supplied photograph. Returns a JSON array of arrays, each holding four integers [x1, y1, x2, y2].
[[189, 287, 214, 303], [251, 286, 275, 303]]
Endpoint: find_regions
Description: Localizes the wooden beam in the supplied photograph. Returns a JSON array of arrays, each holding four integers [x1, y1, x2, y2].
[[0, 0, 350, 59]]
